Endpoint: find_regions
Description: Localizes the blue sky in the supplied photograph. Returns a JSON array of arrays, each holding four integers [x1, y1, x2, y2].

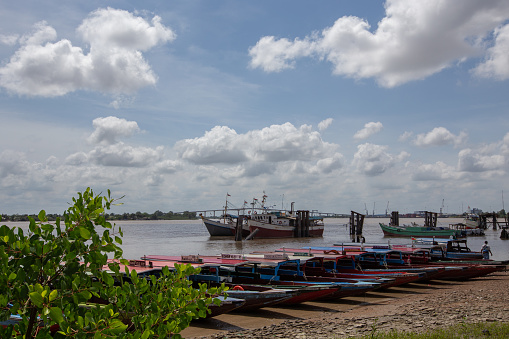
[[1, 0, 509, 215]]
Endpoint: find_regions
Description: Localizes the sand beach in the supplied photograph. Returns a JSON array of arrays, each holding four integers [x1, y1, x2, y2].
[[183, 270, 509, 338]]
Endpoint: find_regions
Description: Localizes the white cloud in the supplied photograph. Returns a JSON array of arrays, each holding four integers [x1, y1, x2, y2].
[[354, 121, 383, 140], [1, 114, 509, 214], [0, 8, 176, 97], [175, 126, 248, 165], [66, 144, 164, 168], [248, 36, 315, 72], [315, 153, 344, 174], [246, 123, 336, 162], [175, 122, 343, 178], [473, 23, 509, 80], [399, 131, 413, 142], [0, 150, 29, 178], [413, 127, 467, 147], [458, 148, 505, 172], [410, 161, 457, 181], [502, 132, 509, 154], [88, 116, 141, 145], [77, 8, 175, 51], [87, 143, 163, 167], [249, 0, 509, 87], [318, 118, 333, 131], [353, 143, 403, 176], [0, 34, 19, 45]]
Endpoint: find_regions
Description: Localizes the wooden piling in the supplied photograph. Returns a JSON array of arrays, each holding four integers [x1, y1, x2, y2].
[[349, 211, 365, 242], [390, 211, 399, 226], [295, 210, 310, 238], [424, 211, 437, 227], [234, 216, 243, 241]]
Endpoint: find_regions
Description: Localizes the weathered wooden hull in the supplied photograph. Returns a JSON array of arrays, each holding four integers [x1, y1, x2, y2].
[[248, 220, 324, 239], [202, 217, 249, 237]]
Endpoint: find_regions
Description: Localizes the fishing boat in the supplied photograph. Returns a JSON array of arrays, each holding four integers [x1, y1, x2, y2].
[[201, 193, 251, 237], [247, 211, 324, 239], [201, 214, 249, 237], [218, 287, 297, 311], [189, 262, 343, 304], [379, 222, 462, 238], [410, 238, 484, 260], [463, 213, 480, 229]]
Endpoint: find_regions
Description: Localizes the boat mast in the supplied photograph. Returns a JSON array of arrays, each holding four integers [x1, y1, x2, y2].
[[224, 193, 230, 223], [262, 191, 267, 209]]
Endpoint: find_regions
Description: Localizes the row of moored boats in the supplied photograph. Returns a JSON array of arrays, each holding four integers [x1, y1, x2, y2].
[[118, 238, 507, 317]]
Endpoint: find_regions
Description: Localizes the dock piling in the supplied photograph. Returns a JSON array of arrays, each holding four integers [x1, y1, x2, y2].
[[349, 211, 365, 242]]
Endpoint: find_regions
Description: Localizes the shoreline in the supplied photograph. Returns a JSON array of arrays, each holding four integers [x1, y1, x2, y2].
[[182, 270, 509, 338]]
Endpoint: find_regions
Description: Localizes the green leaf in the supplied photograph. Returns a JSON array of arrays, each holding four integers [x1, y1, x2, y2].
[[107, 319, 128, 335], [29, 291, 44, 308], [79, 290, 92, 301], [38, 210, 47, 222], [49, 289, 58, 302], [102, 272, 114, 287], [77, 315, 84, 329], [49, 306, 64, 323], [141, 329, 152, 339], [130, 269, 139, 284], [41, 223, 54, 232], [78, 227, 91, 239]]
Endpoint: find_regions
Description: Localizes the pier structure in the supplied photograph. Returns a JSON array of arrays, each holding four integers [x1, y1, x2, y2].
[[349, 211, 365, 243], [295, 210, 310, 238], [389, 211, 400, 226], [478, 213, 509, 230], [423, 211, 438, 228]]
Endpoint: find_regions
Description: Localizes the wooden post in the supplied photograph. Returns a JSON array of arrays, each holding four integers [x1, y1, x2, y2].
[[349, 211, 355, 237], [390, 211, 399, 226], [493, 213, 498, 230], [305, 210, 310, 237], [295, 211, 301, 238], [424, 211, 437, 227], [350, 211, 365, 242], [234, 216, 243, 241], [480, 215, 487, 229]]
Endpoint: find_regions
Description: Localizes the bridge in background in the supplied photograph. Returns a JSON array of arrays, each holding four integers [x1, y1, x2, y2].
[[183, 208, 348, 218]]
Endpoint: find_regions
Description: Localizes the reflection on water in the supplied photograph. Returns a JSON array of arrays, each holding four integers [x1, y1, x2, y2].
[[4, 218, 508, 261]]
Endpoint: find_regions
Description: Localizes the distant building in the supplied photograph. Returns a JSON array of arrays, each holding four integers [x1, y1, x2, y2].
[[472, 208, 483, 215]]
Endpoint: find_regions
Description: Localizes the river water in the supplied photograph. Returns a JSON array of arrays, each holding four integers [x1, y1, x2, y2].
[[112, 217, 509, 261], [5, 218, 508, 261]]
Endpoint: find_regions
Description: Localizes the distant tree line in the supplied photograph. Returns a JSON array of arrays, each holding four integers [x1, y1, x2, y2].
[[1, 210, 197, 222]]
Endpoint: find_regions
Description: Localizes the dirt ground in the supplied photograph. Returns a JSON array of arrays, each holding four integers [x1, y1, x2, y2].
[[181, 269, 509, 338]]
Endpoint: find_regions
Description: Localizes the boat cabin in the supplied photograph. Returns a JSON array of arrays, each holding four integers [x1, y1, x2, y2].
[[356, 250, 407, 268], [250, 211, 294, 226]]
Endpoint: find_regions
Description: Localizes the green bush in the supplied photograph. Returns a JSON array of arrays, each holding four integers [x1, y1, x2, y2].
[[0, 188, 224, 338]]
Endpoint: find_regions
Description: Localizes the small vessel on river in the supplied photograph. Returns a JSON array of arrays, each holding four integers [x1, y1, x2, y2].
[[379, 222, 462, 238]]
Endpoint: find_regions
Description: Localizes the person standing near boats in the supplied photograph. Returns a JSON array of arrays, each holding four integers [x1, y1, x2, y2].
[[481, 241, 492, 260]]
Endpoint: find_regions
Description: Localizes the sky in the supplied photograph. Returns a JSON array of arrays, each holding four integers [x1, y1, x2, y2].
[[1, 0, 509, 216]]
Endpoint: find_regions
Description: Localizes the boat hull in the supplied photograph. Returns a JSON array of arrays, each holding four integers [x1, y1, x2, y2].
[[202, 217, 249, 237], [379, 223, 461, 238], [248, 221, 324, 239]]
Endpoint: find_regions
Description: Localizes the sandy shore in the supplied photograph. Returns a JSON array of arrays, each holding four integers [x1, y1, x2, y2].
[[181, 270, 509, 338]]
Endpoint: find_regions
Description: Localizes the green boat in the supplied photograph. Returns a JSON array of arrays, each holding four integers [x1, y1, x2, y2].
[[379, 223, 462, 238]]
